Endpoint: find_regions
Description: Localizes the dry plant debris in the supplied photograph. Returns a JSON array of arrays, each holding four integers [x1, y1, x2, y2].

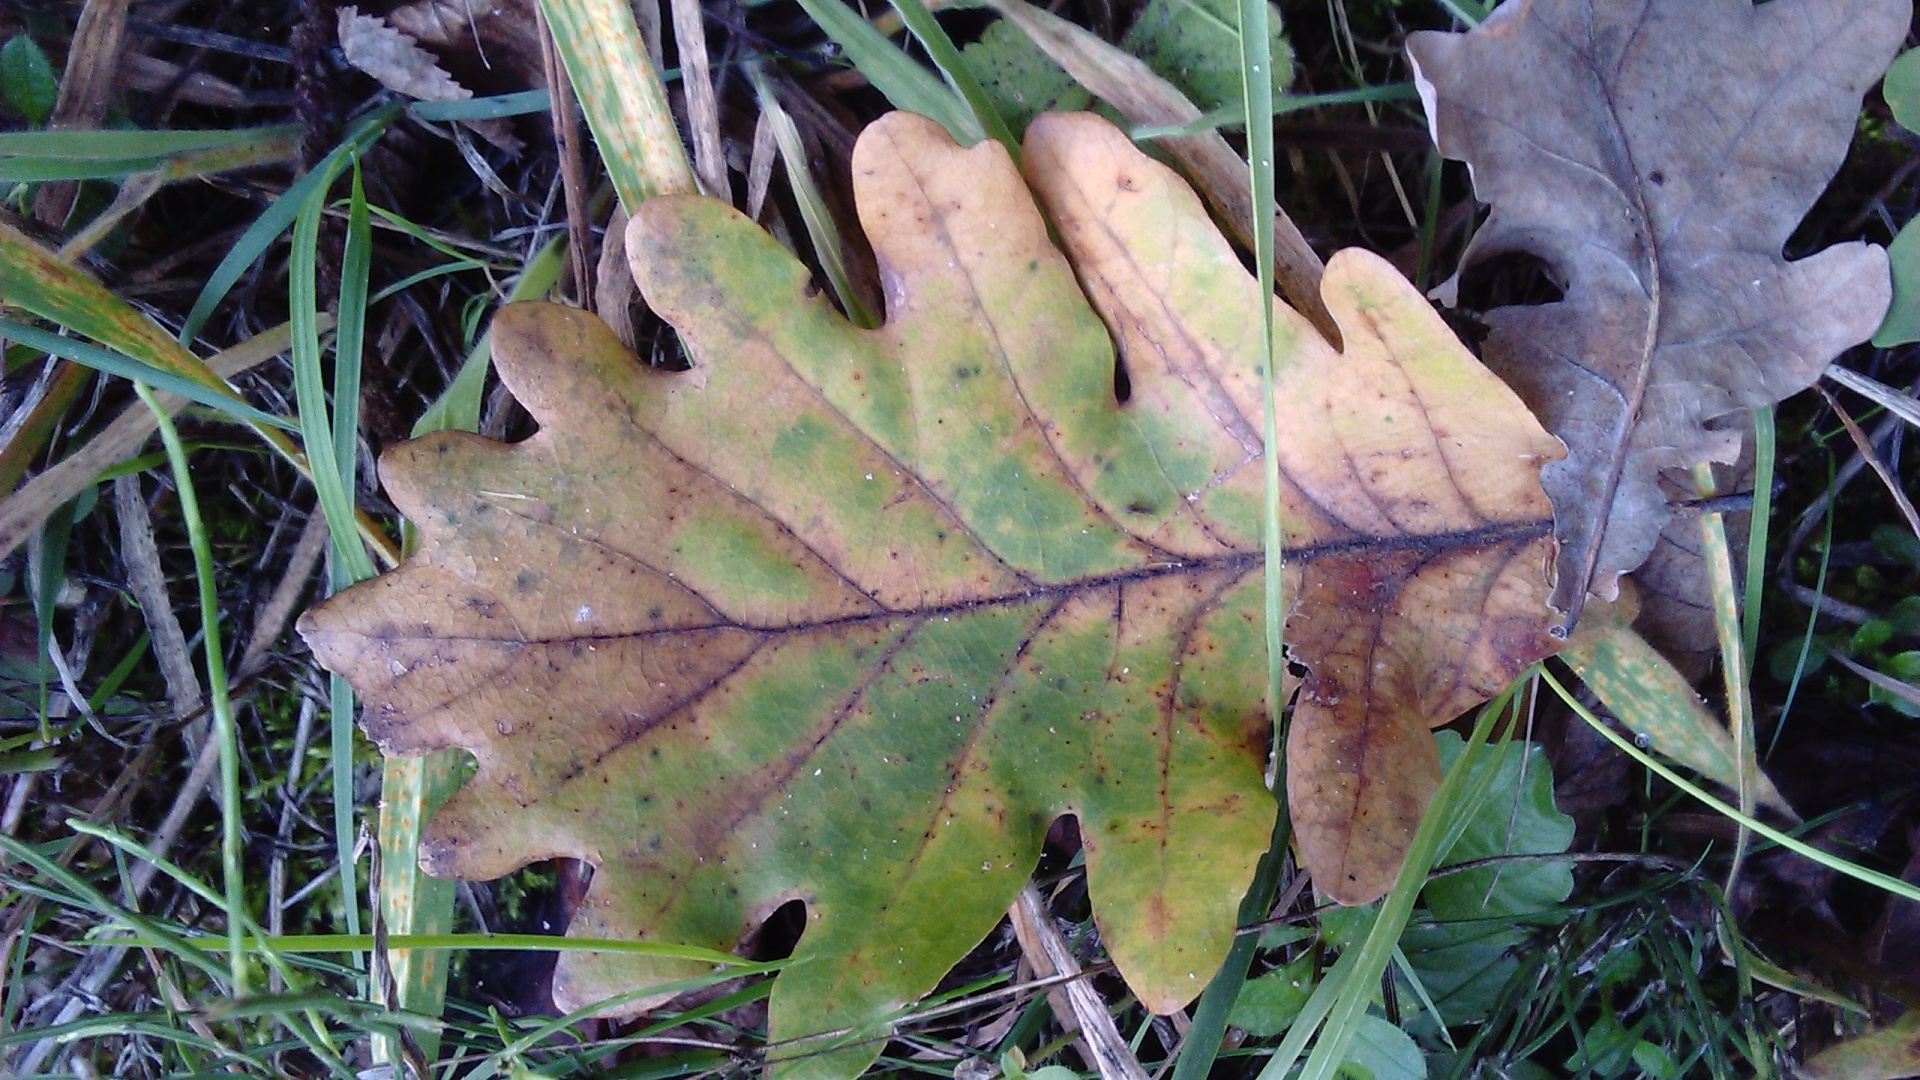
[[337, 7, 469, 103], [1408, 0, 1908, 631], [301, 111, 1562, 1074]]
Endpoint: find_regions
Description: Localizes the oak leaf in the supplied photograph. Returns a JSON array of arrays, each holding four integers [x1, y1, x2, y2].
[[299, 112, 1559, 1077], [1407, 0, 1907, 630], [337, 7, 468, 103]]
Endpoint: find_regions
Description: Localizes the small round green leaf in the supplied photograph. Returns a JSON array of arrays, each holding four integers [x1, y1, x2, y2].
[[0, 35, 56, 126]]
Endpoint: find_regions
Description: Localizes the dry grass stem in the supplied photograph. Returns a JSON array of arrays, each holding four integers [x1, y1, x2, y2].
[[670, 0, 729, 200], [1819, 385, 1920, 540], [113, 476, 207, 726], [35, 0, 129, 226], [1010, 886, 1151, 1080]]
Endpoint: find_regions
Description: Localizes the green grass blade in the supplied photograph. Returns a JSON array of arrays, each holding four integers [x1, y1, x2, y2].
[[0, 830, 230, 986], [0, 1013, 269, 1067], [1025, 1, 1300, 1065], [0, 125, 300, 181], [1771, 453, 1834, 757], [885, 0, 1017, 154], [289, 159, 376, 584], [0, 156, 175, 182], [362, 203, 506, 266], [368, 259, 487, 306], [1260, 921, 1368, 1077], [412, 237, 568, 438], [788, 0, 982, 145], [94, 932, 762, 964], [374, 753, 463, 1066], [0, 319, 293, 431], [1543, 668, 1920, 904], [1435, 0, 1488, 25], [28, 497, 72, 736], [64, 818, 335, 1025], [334, 168, 372, 488], [1232, 0, 1285, 737], [132, 380, 247, 994], [1257, 679, 1528, 1080], [751, 68, 878, 329], [1743, 407, 1774, 669], [538, 0, 695, 206], [1297, 695, 1517, 1080], [179, 105, 399, 344], [70, 818, 236, 917], [1390, 945, 1454, 1048], [410, 90, 552, 122], [0, 125, 297, 159], [287, 142, 378, 979], [1235, 0, 1293, 1054], [327, 674, 362, 955]]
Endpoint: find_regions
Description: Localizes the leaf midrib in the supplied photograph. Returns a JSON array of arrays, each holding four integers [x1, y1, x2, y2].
[[388, 518, 1554, 647]]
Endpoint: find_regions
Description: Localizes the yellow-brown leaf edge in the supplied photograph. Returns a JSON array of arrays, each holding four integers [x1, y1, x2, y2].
[[299, 111, 1562, 1078], [1021, 114, 1563, 905]]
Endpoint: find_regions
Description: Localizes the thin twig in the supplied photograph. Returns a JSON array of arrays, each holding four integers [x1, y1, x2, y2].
[[269, 696, 320, 985], [1009, 886, 1150, 1080], [115, 475, 208, 728], [1781, 373, 1918, 569], [1831, 652, 1920, 711], [1818, 386, 1920, 540], [235, 510, 330, 682], [537, 3, 596, 307]]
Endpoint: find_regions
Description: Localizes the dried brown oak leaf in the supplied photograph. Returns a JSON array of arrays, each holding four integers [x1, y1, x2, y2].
[[1408, 0, 1907, 631], [300, 112, 1559, 1077], [337, 7, 468, 102]]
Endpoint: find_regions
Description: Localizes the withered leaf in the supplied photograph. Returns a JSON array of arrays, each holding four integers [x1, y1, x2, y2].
[[300, 111, 1560, 1078], [337, 7, 470, 103], [1408, 0, 1906, 630]]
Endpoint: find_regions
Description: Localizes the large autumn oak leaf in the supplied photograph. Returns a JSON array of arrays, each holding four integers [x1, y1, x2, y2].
[[300, 112, 1560, 1078], [1407, 0, 1906, 630]]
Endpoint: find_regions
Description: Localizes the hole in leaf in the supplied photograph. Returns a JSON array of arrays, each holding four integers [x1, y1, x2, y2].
[[1039, 814, 1083, 877], [638, 313, 693, 372], [1455, 249, 1566, 311], [742, 898, 809, 961]]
